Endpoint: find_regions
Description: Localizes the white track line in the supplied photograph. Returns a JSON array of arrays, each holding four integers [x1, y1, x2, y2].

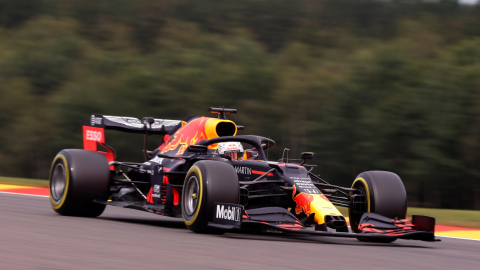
[[435, 235, 480, 242], [0, 191, 48, 198]]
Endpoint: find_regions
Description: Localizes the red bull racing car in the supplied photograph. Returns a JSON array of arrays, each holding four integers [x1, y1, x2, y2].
[[49, 108, 438, 242]]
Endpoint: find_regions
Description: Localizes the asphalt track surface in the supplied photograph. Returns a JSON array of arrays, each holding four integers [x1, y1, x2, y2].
[[1, 193, 480, 270]]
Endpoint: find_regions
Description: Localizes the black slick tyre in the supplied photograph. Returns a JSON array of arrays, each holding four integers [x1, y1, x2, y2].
[[49, 149, 110, 217], [182, 160, 239, 233], [349, 171, 407, 242]]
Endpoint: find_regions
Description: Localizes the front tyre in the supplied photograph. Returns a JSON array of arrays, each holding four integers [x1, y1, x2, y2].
[[349, 171, 407, 243], [49, 149, 110, 217], [182, 160, 239, 233]]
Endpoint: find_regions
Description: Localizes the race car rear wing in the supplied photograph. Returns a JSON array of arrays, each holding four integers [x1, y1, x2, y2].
[[82, 114, 181, 166], [83, 114, 181, 135]]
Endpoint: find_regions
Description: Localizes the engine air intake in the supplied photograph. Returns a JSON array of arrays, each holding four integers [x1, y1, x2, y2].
[[216, 121, 237, 137]]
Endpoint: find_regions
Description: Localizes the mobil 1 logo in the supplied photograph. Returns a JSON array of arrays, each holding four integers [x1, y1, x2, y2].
[[213, 203, 242, 227]]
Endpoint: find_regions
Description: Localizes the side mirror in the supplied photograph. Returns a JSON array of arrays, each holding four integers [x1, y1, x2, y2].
[[300, 152, 314, 165], [187, 145, 208, 153]]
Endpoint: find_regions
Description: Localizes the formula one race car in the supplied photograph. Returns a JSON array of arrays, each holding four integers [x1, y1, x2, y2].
[[49, 108, 438, 242]]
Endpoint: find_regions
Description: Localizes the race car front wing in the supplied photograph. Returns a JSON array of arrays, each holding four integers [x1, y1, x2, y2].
[[209, 203, 440, 242]]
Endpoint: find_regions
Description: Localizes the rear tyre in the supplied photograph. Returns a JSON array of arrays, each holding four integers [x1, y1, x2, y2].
[[182, 160, 239, 233], [49, 149, 110, 217], [349, 171, 407, 243]]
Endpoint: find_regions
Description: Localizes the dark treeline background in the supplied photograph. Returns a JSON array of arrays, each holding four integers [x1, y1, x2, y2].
[[1, 0, 480, 209]]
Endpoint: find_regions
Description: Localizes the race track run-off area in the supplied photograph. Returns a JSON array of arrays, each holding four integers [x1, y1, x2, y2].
[[1, 184, 480, 269]]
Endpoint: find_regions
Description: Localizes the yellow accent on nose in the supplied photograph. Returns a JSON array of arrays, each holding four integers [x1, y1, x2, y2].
[[311, 194, 344, 225]]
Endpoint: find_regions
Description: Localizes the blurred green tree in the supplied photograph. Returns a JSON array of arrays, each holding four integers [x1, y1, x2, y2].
[[0, 0, 479, 209]]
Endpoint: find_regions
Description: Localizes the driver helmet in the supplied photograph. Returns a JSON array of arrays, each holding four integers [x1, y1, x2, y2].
[[217, 142, 244, 160]]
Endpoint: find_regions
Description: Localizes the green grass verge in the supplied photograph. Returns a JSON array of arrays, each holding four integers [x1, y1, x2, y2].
[[337, 206, 480, 229], [2, 176, 480, 229], [407, 207, 480, 229], [0, 176, 48, 188]]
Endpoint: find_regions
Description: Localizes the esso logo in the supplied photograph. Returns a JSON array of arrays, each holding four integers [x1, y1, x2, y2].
[[86, 130, 102, 142]]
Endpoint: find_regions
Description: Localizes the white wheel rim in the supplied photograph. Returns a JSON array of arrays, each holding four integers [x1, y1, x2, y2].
[[51, 163, 66, 201], [184, 176, 199, 216]]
